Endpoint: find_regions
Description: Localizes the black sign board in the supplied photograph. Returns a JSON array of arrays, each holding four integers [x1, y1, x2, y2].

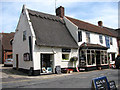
[[62, 48, 71, 52], [55, 66, 61, 74], [109, 81, 117, 90], [92, 76, 110, 90]]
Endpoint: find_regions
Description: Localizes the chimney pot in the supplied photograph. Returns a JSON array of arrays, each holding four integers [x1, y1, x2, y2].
[[56, 6, 64, 18]]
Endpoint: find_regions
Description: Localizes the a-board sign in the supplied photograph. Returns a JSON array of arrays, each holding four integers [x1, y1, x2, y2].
[[92, 76, 110, 90], [109, 81, 117, 90], [55, 66, 61, 74]]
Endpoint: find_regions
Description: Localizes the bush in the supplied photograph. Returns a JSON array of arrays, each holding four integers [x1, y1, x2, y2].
[[70, 56, 78, 62]]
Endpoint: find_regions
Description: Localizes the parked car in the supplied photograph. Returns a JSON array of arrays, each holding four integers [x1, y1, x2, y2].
[[4, 58, 13, 66], [115, 55, 120, 69]]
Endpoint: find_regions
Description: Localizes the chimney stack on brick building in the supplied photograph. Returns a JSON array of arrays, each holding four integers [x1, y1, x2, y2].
[[56, 6, 64, 18], [98, 21, 103, 27]]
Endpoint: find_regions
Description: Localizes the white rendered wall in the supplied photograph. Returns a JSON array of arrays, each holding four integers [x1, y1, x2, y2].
[[13, 8, 34, 70], [64, 17, 118, 62], [33, 45, 78, 72]]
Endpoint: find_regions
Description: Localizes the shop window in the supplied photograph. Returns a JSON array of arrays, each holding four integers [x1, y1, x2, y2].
[[78, 31, 82, 42], [80, 50, 86, 66], [23, 31, 26, 41], [99, 35, 103, 44], [86, 32, 90, 43], [62, 54, 69, 60], [87, 53, 91, 65], [110, 37, 113, 45], [101, 51, 108, 64], [91, 50, 95, 65], [87, 50, 95, 65], [87, 50, 91, 65]]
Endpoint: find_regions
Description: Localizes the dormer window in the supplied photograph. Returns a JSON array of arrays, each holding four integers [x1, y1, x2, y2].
[[78, 31, 82, 42], [86, 32, 90, 43], [23, 31, 26, 41], [99, 35, 103, 44]]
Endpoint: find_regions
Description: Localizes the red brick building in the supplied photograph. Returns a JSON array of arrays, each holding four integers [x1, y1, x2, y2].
[[0, 32, 14, 64]]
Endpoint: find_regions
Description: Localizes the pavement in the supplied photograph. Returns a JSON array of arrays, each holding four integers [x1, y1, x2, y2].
[[0, 64, 120, 89]]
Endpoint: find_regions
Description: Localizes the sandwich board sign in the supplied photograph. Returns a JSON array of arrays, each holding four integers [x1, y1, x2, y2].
[[92, 76, 110, 90], [109, 81, 117, 90]]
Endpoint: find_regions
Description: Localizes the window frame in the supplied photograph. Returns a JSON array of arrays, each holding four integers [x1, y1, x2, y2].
[[86, 32, 90, 43], [62, 53, 70, 61], [99, 35, 103, 44], [23, 31, 27, 41], [110, 37, 113, 45], [78, 30, 82, 42]]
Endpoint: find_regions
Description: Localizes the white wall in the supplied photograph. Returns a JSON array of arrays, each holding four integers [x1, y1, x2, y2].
[[33, 45, 78, 72], [64, 17, 118, 62], [13, 7, 34, 70]]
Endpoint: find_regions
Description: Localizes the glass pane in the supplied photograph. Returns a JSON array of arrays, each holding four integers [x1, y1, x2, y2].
[[62, 54, 69, 60], [87, 54, 91, 65], [87, 50, 90, 53], [92, 54, 95, 64]]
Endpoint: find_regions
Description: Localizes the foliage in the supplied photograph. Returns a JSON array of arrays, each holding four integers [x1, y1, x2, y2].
[[70, 56, 78, 62]]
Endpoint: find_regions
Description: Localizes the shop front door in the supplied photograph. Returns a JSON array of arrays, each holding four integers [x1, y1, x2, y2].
[[41, 54, 53, 73], [96, 51, 101, 67]]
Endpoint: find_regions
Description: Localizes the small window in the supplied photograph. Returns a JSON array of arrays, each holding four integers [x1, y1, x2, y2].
[[23, 31, 26, 41], [105, 36, 110, 48], [110, 37, 113, 45], [78, 31, 82, 42], [99, 35, 103, 44], [62, 54, 69, 60], [86, 32, 90, 43]]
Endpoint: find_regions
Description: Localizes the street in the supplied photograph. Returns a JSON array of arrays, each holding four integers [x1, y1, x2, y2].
[[1, 65, 120, 89]]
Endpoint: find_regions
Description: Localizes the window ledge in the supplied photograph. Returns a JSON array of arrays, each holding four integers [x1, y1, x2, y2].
[[62, 60, 70, 62]]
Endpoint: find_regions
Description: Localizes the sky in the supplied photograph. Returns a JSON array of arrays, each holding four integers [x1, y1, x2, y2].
[[0, 0, 119, 33]]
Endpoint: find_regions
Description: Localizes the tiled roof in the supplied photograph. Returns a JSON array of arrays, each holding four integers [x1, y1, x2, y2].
[[66, 16, 117, 37], [0, 32, 15, 50], [116, 28, 120, 38], [28, 9, 78, 48]]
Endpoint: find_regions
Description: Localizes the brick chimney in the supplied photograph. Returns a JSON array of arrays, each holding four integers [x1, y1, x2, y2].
[[56, 6, 64, 18], [98, 21, 103, 27]]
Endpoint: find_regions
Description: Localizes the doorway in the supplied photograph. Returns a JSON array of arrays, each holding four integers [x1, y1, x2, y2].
[[111, 53, 115, 61], [96, 51, 101, 67], [41, 54, 54, 73], [16, 54, 19, 69]]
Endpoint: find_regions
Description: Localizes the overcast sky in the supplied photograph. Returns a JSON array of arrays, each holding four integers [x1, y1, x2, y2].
[[0, 0, 119, 33]]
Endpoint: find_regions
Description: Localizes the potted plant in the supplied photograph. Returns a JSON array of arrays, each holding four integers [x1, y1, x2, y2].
[[70, 56, 78, 68]]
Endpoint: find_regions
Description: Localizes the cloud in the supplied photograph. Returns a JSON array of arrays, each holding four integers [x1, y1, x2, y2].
[[0, 1, 118, 33], [65, 2, 118, 29]]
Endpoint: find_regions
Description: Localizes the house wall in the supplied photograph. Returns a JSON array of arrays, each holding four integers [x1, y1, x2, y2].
[[13, 7, 34, 70], [64, 17, 118, 62], [33, 45, 78, 72]]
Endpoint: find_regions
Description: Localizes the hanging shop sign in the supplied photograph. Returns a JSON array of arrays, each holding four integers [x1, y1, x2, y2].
[[62, 48, 71, 52]]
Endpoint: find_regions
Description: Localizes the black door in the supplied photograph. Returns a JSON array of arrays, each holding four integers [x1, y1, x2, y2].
[[96, 51, 100, 67]]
